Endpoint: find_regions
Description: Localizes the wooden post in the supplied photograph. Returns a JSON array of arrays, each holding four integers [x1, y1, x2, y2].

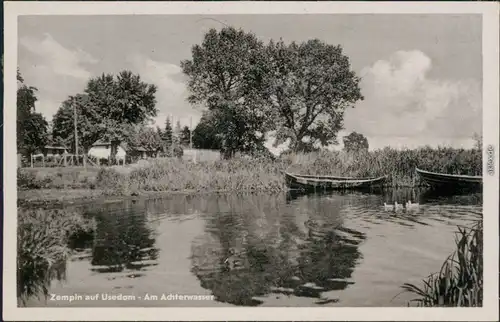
[[83, 148, 87, 168], [73, 100, 79, 165], [42, 155, 45, 168], [30, 154, 33, 168]]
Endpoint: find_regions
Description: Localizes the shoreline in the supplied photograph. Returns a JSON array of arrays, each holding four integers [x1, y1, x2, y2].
[[17, 184, 431, 209]]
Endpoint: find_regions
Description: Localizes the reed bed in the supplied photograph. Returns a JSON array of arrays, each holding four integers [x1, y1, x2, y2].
[[17, 208, 95, 305], [284, 147, 482, 188], [400, 220, 483, 307], [17, 147, 482, 197]]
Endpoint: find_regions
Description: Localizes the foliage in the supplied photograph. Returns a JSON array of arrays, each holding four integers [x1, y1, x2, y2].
[[180, 126, 191, 147], [127, 125, 163, 153], [17, 70, 48, 157], [343, 131, 369, 153], [181, 27, 272, 158], [161, 117, 173, 151], [95, 167, 130, 194], [17, 208, 95, 305], [401, 220, 482, 307], [19, 146, 482, 194], [52, 94, 101, 154], [283, 147, 482, 187], [192, 112, 223, 150], [17, 168, 40, 189], [52, 71, 158, 164], [127, 157, 283, 193], [265, 39, 364, 152], [182, 28, 364, 156]]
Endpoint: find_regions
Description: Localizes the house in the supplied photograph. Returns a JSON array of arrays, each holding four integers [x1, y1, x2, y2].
[[43, 145, 68, 157], [88, 141, 127, 161], [88, 140, 158, 163]]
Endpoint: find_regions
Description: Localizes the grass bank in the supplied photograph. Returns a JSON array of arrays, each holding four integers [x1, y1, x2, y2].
[[400, 220, 483, 307], [17, 208, 95, 306], [17, 147, 482, 204]]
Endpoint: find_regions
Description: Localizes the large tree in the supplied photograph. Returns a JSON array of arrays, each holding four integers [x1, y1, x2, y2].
[[52, 93, 102, 166], [127, 126, 163, 154], [52, 71, 157, 165], [265, 39, 364, 152], [181, 27, 272, 159], [83, 71, 157, 164], [192, 112, 222, 150], [343, 131, 369, 153], [17, 69, 48, 158]]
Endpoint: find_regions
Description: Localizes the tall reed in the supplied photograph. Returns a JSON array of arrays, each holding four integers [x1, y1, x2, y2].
[[18, 146, 482, 195], [17, 208, 95, 305], [400, 220, 483, 307]]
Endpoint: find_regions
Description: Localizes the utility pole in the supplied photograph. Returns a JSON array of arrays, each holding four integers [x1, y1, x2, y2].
[[73, 99, 79, 165], [190, 116, 193, 149]]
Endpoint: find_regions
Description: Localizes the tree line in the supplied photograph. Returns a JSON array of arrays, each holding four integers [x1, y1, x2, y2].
[[17, 26, 371, 164], [183, 27, 365, 158]]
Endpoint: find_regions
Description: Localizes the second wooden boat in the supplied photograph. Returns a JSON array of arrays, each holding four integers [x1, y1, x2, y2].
[[284, 172, 387, 192], [415, 167, 482, 191]]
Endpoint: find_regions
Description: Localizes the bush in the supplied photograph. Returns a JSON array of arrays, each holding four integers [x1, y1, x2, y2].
[[17, 168, 39, 190], [94, 167, 129, 194], [17, 208, 95, 305]]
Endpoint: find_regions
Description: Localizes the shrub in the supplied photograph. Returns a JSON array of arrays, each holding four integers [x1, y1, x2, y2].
[[17, 208, 95, 305], [400, 220, 483, 307]]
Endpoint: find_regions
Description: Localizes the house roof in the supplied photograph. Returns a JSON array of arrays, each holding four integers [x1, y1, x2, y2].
[[91, 140, 157, 152], [44, 145, 68, 150]]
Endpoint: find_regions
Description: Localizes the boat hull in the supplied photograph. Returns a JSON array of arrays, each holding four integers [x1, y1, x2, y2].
[[415, 168, 482, 192], [284, 172, 386, 192]]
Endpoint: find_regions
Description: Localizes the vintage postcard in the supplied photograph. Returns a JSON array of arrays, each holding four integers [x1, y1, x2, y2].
[[3, 1, 499, 321]]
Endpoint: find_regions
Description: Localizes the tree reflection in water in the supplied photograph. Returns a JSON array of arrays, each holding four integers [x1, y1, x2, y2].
[[89, 200, 159, 274], [190, 194, 365, 306]]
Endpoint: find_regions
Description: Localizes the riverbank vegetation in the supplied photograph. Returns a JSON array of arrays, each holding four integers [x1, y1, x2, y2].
[[400, 220, 483, 307], [17, 146, 482, 205], [17, 208, 95, 305]]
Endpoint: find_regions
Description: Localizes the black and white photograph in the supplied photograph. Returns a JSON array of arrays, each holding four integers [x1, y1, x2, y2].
[[3, 2, 499, 321]]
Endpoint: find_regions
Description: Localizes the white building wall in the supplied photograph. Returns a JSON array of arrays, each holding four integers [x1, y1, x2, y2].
[[88, 146, 127, 159]]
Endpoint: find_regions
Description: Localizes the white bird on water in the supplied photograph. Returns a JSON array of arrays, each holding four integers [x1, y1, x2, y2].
[[383, 201, 404, 211], [406, 200, 420, 209]]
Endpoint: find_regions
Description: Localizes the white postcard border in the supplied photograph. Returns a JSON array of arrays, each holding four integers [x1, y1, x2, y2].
[[3, 2, 499, 321]]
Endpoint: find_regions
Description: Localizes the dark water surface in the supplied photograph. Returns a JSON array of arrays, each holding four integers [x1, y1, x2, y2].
[[29, 189, 482, 307]]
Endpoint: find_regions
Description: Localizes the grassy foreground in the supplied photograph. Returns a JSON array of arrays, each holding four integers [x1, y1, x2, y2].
[[17, 147, 482, 204], [400, 220, 483, 307], [17, 208, 95, 306]]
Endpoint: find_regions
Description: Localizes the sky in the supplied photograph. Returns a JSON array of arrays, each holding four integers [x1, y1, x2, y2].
[[18, 14, 482, 152]]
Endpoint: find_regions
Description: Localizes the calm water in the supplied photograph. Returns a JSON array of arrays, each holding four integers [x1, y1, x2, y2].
[[28, 189, 482, 307]]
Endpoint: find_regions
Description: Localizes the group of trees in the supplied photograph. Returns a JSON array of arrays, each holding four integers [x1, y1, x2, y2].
[[17, 67, 196, 165], [17, 69, 49, 159], [17, 27, 368, 163], [50, 71, 158, 165], [183, 27, 364, 158]]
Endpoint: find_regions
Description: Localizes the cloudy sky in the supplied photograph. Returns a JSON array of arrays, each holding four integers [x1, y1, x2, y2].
[[18, 14, 482, 151]]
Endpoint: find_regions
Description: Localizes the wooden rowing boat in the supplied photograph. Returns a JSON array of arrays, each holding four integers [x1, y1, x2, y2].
[[415, 168, 482, 191], [284, 172, 387, 192]]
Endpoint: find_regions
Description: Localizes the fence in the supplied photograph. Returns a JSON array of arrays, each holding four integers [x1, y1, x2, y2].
[[182, 149, 221, 163]]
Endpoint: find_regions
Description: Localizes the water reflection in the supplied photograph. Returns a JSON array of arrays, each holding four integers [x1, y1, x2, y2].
[[88, 200, 159, 274], [190, 194, 365, 305], [42, 188, 482, 307]]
